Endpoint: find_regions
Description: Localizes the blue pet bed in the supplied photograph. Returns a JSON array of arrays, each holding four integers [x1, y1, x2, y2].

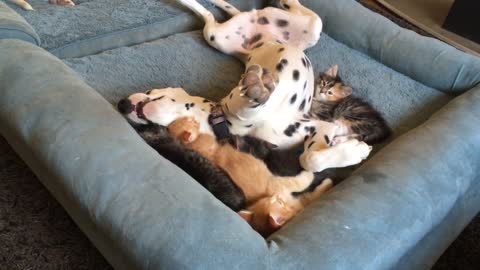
[[0, 0, 479, 269]]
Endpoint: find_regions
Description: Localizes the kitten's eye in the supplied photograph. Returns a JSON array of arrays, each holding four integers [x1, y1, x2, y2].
[[327, 90, 333, 95]]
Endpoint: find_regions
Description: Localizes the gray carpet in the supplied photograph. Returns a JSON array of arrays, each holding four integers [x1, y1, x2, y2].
[[0, 136, 112, 270]]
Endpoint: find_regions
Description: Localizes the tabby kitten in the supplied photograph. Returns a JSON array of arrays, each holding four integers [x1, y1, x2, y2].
[[133, 123, 246, 212], [312, 65, 392, 145]]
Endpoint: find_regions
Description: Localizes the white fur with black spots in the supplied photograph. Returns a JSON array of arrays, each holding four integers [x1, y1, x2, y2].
[[118, 0, 372, 172]]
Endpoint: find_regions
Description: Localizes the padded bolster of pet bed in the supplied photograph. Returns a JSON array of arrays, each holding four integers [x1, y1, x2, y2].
[[0, 39, 269, 270], [303, 0, 480, 94], [0, 1, 39, 45], [268, 84, 480, 270]]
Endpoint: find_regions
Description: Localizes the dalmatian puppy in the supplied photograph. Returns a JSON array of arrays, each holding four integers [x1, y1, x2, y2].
[[118, 0, 371, 172], [9, 0, 74, 11]]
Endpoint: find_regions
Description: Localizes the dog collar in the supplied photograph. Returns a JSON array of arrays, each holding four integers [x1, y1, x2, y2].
[[208, 104, 231, 140]]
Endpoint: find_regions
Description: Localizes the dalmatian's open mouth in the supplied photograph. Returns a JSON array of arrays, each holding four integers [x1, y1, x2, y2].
[[135, 100, 149, 121]]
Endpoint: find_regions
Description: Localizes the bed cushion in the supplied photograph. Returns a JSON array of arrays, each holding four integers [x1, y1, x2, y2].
[[5, 0, 265, 58], [0, 1, 40, 45]]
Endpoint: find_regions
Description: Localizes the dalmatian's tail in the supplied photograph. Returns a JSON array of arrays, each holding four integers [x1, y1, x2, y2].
[[9, 0, 33, 10], [177, 0, 215, 24]]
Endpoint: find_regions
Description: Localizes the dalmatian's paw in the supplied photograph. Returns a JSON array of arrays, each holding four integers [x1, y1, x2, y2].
[[49, 0, 75, 6], [336, 139, 372, 165], [239, 64, 276, 104]]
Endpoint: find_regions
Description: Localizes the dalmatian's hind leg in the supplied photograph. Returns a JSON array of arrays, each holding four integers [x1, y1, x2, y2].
[[278, 0, 323, 49], [208, 0, 241, 16], [240, 64, 278, 104]]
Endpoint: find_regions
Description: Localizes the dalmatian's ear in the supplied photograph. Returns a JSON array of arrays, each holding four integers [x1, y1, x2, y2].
[[324, 65, 339, 78]]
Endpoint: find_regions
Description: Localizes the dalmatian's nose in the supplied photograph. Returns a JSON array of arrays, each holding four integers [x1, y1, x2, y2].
[[117, 98, 135, 114]]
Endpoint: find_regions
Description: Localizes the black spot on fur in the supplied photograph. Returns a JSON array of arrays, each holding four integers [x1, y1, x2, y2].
[[152, 95, 165, 101], [290, 94, 297, 104], [301, 58, 307, 68], [225, 35, 229, 39], [190, 103, 195, 107], [293, 70, 300, 81], [251, 33, 262, 43], [311, 131, 317, 138], [283, 31, 290, 40], [171, 98, 176, 102], [185, 103, 190, 110], [308, 95, 312, 103], [278, 47, 285, 52], [276, 19, 289, 27], [276, 63, 284, 72], [324, 135, 330, 145], [283, 124, 297, 137], [258, 17, 269, 25], [210, 35, 215, 41], [303, 81, 307, 90], [307, 141, 315, 149], [300, 119, 310, 123], [253, 42, 264, 49], [304, 135, 309, 141], [294, 122, 300, 128], [226, 120, 232, 126], [299, 99, 306, 111], [303, 30, 308, 34], [281, 59, 288, 65]]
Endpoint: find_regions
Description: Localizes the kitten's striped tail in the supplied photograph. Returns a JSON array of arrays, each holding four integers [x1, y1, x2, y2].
[[10, 0, 34, 10]]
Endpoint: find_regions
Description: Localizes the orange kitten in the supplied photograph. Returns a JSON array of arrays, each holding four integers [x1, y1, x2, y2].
[[168, 117, 332, 236]]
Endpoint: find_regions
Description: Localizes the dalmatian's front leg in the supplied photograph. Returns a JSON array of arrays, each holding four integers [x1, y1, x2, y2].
[[300, 134, 372, 172]]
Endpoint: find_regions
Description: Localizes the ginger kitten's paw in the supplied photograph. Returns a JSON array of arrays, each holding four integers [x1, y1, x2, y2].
[[239, 64, 276, 104]]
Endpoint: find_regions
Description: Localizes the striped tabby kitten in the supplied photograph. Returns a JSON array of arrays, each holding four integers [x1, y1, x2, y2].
[[312, 65, 392, 145]]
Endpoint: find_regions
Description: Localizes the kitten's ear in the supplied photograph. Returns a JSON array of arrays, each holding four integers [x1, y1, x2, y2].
[[324, 65, 339, 78], [268, 214, 286, 229], [341, 86, 353, 97], [238, 210, 253, 223], [180, 131, 194, 143], [264, 141, 278, 150]]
